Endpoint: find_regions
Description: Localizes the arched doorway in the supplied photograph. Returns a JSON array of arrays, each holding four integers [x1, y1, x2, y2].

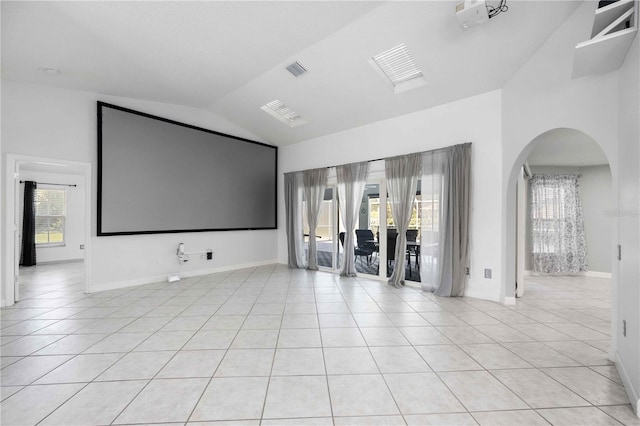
[[504, 128, 617, 361]]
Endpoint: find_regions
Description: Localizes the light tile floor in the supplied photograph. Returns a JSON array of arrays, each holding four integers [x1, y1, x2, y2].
[[1, 263, 638, 425]]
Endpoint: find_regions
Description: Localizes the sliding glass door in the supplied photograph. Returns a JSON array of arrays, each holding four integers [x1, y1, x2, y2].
[[303, 187, 338, 271], [352, 180, 386, 279], [385, 180, 422, 283]]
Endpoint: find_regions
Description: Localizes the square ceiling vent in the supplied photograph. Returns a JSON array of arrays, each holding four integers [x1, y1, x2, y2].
[[286, 61, 307, 77], [260, 100, 307, 128], [369, 43, 426, 94]]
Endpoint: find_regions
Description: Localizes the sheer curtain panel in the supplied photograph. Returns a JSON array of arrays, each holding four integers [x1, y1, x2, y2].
[[420, 150, 446, 292], [284, 172, 305, 268], [303, 168, 328, 270], [530, 174, 587, 273], [421, 143, 471, 297], [386, 153, 421, 288], [337, 162, 369, 277]]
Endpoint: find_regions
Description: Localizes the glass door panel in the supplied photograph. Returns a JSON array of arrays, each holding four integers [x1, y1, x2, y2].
[[316, 188, 334, 269], [353, 182, 383, 278], [420, 175, 441, 287], [303, 187, 337, 271], [386, 180, 422, 282]]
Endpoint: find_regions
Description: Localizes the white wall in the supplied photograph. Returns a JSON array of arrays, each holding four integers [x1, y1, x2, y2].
[[580, 165, 614, 274], [18, 170, 85, 263], [501, 1, 638, 411], [2, 81, 278, 298], [278, 90, 504, 302], [525, 165, 612, 274]]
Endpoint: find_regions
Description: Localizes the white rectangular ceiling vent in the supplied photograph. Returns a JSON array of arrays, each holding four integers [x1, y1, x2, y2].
[[286, 61, 307, 77], [369, 43, 426, 94], [260, 100, 307, 128]]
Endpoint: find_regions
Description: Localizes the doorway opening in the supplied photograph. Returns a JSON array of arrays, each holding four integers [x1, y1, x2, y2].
[[4, 155, 91, 306], [509, 128, 616, 361]]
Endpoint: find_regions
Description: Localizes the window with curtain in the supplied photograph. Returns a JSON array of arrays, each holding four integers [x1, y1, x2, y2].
[[283, 142, 471, 295], [530, 174, 587, 273], [35, 188, 66, 246]]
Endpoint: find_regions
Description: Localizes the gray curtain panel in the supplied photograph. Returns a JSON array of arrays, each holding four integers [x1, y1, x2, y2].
[[284, 172, 305, 268], [530, 174, 587, 273], [423, 143, 471, 297], [337, 162, 369, 277], [386, 153, 421, 288], [303, 168, 328, 270]]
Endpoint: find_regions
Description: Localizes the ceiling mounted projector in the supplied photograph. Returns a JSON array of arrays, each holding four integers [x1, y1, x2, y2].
[[456, 0, 508, 29]]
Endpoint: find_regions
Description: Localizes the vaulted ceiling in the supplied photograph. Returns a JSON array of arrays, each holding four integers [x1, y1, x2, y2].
[[2, 1, 583, 146]]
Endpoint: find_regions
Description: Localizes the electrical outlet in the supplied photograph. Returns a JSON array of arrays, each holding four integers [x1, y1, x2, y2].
[[80, 244, 84, 249], [484, 268, 492, 279], [207, 250, 213, 260], [465, 267, 470, 276], [623, 320, 627, 337]]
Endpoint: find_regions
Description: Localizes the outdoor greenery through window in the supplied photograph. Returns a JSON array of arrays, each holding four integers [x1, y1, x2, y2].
[[35, 189, 66, 246], [368, 196, 421, 230]]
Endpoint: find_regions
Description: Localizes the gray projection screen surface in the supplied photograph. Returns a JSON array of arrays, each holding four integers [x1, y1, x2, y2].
[[98, 102, 277, 235]]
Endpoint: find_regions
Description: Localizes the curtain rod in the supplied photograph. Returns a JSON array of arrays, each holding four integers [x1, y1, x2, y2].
[[286, 142, 472, 175], [19, 181, 77, 188]]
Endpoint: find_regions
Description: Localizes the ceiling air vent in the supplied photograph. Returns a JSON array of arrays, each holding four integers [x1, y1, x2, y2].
[[286, 61, 307, 77], [369, 43, 426, 94], [260, 100, 307, 128]]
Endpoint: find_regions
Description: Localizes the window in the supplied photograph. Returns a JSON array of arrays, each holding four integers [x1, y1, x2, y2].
[[35, 189, 66, 246], [370, 194, 423, 230], [531, 185, 567, 254]]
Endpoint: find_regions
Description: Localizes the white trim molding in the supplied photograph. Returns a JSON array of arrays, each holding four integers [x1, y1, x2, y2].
[[88, 259, 279, 294], [3, 154, 92, 307], [580, 271, 612, 279], [503, 296, 517, 305], [615, 351, 639, 416], [524, 270, 612, 279]]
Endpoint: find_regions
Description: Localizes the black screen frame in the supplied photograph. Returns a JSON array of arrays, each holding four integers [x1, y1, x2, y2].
[[97, 101, 278, 236]]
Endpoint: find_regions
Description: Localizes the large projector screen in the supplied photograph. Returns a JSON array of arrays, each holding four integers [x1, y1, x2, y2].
[[98, 102, 277, 236]]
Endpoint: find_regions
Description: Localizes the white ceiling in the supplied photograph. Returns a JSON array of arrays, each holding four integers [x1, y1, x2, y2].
[[2, 1, 583, 146], [526, 128, 609, 166]]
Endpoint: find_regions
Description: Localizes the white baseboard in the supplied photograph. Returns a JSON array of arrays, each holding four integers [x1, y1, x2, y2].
[[615, 351, 639, 416], [580, 271, 612, 279], [524, 270, 611, 279], [88, 259, 279, 294], [463, 287, 501, 303], [179, 259, 279, 278], [37, 258, 84, 265]]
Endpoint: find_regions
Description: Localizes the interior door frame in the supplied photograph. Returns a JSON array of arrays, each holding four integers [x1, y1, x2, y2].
[[516, 167, 527, 297], [4, 154, 92, 306]]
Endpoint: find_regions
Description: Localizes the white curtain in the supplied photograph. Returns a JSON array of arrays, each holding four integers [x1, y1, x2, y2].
[[303, 168, 328, 270], [386, 153, 421, 288], [284, 172, 305, 268], [337, 162, 369, 277], [420, 150, 446, 292], [530, 174, 587, 274], [420, 144, 471, 297]]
